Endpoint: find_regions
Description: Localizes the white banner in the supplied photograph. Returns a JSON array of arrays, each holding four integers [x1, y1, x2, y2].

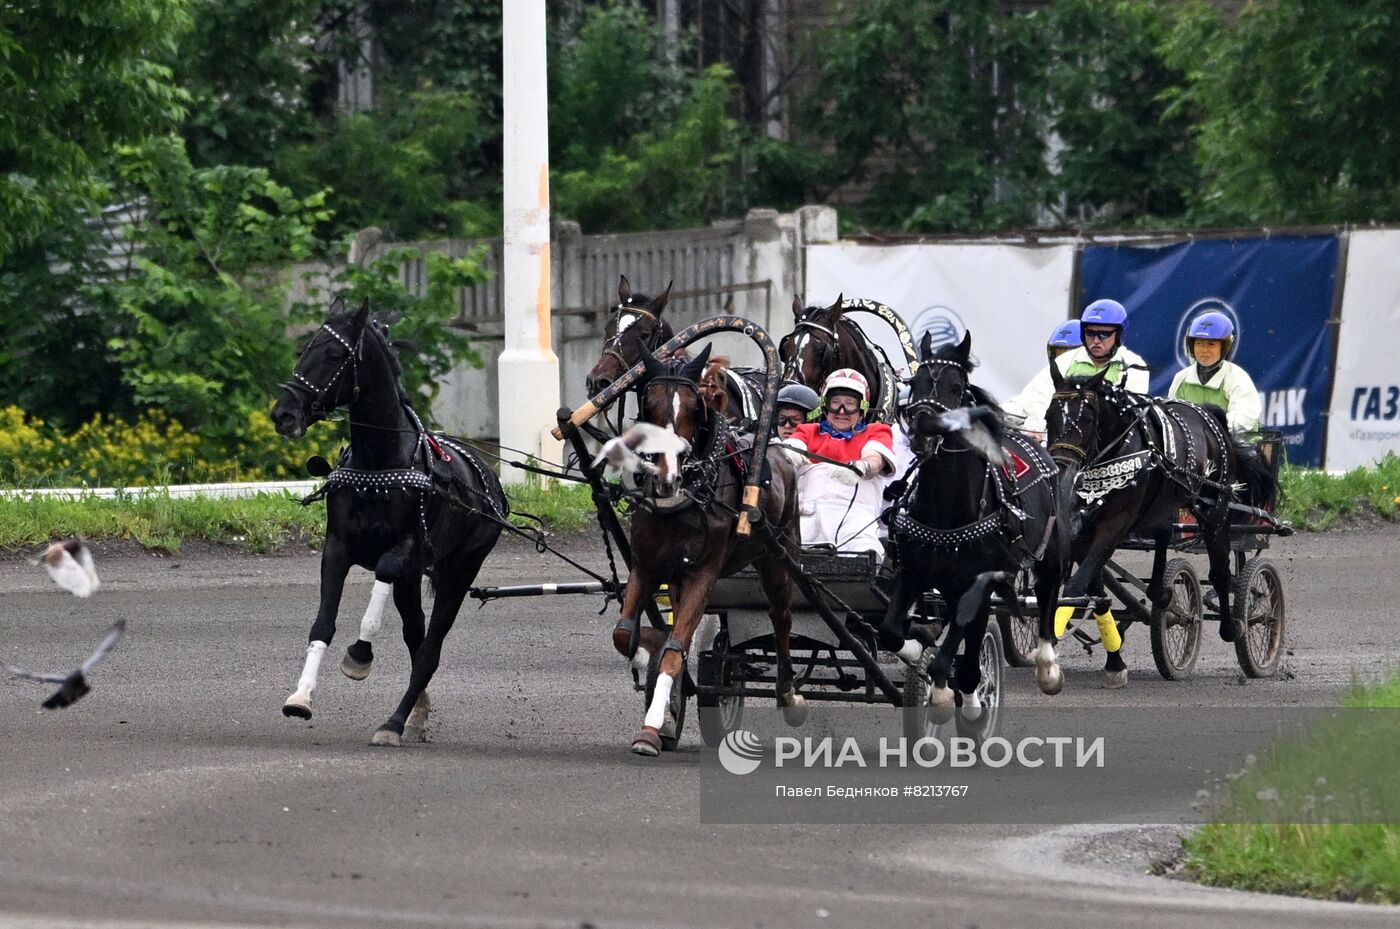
[[804, 242, 1077, 402], [1326, 230, 1400, 470]]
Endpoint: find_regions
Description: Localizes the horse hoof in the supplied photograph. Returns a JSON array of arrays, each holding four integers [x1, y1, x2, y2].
[[1103, 669, 1128, 690], [1036, 663, 1064, 696], [370, 728, 402, 747], [405, 693, 430, 742], [282, 694, 312, 720], [780, 694, 809, 728], [630, 729, 662, 757], [929, 686, 956, 725], [341, 652, 372, 681]]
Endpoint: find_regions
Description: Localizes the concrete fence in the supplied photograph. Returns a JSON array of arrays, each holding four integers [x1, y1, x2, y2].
[[296, 206, 839, 440]]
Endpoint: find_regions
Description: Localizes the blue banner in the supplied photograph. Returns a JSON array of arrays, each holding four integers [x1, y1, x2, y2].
[[1078, 236, 1339, 466]]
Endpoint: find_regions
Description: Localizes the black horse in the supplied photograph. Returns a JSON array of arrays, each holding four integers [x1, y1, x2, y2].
[[877, 332, 1065, 721], [1045, 365, 1277, 687], [271, 298, 505, 745]]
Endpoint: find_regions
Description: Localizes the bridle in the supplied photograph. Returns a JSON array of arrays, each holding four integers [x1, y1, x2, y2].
[[600, 302, 669, 372], [899, 357, 970, 457], [279, 319, 363, 420], [1048, 381, 1142, 467], [780, 315, 839, 383]]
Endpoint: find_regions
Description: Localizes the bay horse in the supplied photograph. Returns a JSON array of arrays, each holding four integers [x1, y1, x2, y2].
[[779, 295, 894, 419], [612, 343, 804, 756], [271, 297, 505, 745], [1045, 365, 1277, 687], [877, 332, 1065, 721], [585, 275, 765, 432]]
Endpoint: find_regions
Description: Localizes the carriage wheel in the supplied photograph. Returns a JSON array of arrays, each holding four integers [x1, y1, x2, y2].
[[644, 650, 688, 751], [901, 618, 1005, 746], [696, 632, 745, 748], [1000, 570, 1040, 668], [1149, 558, 1204, 681], [1233, 558, 1286, 678]]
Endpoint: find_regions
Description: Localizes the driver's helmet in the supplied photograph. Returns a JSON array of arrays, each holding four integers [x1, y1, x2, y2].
[[776, 382, 820, 416], [1184, 311, 1236, 359], [821, 368, 870, 409], [1047, 319, 1081, 348], [1080, 299, 1128, 333]]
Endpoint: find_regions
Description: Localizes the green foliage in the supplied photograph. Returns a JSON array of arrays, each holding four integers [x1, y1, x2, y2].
[[1277, 455, 1400, 530], [104, 137, 331, 442], [0, 405, 339, 488], [277, 88, 499, 240], [1026, 0, 1197, 226], [0, 0, 189, 264], [1162, 0, 1400, 225], [301, 245, 488, 407], [553, 65, 742, 232], [1183, 670, 1400, 903]]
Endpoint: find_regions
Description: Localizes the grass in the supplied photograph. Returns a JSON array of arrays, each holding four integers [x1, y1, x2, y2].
[[0, 480, 600, 555], [1182, 673, 1400, 904], [1277, 453, 1400, 530]]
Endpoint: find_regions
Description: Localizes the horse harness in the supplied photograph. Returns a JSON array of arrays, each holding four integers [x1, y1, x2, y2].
[[279, 318, 363, 419]]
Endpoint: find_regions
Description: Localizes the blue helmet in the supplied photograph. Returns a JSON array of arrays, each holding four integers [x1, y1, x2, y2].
[[1047, 319, 1081, 348], [1081, 299, 1128, 330], [1186, 310, 1235, 358]]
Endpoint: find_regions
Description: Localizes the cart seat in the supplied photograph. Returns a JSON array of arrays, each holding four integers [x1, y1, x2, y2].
[[709, 548, 886, 614]]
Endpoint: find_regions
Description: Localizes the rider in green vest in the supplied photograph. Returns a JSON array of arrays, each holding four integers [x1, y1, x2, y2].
[[1055, 299, 1150, 392], [1168, 310, 1261, 436]]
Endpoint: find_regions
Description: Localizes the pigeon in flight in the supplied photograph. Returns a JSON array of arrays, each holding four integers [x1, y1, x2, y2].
[[4, 619, 125, 709], [34, 538, 100, 598], [933, 407, 1008, 467], [591, 422, 690, 480]]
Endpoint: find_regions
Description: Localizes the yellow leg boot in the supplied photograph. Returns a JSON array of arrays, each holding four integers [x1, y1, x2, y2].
[[1054, 605, 1078, 639], [1095, 610, 1127, 689]]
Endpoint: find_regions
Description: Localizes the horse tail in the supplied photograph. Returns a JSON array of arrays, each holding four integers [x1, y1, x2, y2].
[[1233, 438, 1278, 511]]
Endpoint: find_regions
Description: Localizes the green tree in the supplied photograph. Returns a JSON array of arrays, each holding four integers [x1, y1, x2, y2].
[[1163, 0, 1400, 225], [1027, 0, 1197, 227], [0, 0, 188, 264]]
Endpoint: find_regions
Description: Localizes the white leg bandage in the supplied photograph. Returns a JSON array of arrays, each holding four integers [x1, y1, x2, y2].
[[294, 640, 328, 696], [644, 673, 675, 730], [358, 580, 392, 644], [961, 689, 983, 721], [896, 640, 923, 664], [630, 646, 651, 671]]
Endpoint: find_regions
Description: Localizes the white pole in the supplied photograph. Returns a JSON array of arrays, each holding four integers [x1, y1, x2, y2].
[[499, 0, 562, 483]]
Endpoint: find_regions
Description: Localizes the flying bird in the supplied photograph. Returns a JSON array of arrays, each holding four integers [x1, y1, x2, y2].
[[34, 538, 100, 598], [4, 619, 126, 709], [591, 422, 690, 480], [933, 407, 1009, 467]]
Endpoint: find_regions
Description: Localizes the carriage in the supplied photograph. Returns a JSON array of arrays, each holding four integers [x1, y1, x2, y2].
[[999, 431, 1292, 682]]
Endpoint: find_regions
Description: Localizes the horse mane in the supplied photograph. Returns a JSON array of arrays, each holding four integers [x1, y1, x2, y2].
[[966, 383, 1002, 414], [699, 355, 732, 415]]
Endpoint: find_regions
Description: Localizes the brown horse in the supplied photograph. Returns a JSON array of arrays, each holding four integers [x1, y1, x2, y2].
[[611, 343, 804, 756], [584, 275, 675, 395]]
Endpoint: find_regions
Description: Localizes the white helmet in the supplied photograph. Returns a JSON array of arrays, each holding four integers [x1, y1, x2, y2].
[[822, 368, 870, 404]]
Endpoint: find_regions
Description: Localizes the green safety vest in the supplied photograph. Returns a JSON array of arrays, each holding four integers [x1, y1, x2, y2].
[[1064, 358, 1124, 383], [1173, 379, 1230, 411]]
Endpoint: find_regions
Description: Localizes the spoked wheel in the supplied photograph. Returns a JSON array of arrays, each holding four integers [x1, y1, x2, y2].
[[1150, 558, 1204, 681], [1000, 571, 1040, 668], [696, 632, 745, 748], [901, 618, 1005, 746], [644, 650, 688, 751], [1233, 558, 1286, 678]]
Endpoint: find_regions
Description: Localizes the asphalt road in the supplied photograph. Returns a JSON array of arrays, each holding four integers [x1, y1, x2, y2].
[[3, 528, 1400, 929]]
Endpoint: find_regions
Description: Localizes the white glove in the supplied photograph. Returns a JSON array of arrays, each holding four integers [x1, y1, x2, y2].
[[830, 461, 867, 486], [778, 442, 807, 467]]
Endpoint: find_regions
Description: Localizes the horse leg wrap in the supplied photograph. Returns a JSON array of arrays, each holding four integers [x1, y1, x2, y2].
[[644, 672, 675, 731], [1054, 605, 1078, 639], [1094, 609, 1122, 653], [357, 580, 392, 645]]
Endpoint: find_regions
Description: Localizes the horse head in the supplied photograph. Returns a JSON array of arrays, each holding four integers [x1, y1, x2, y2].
[[1045, 363, 1120, 473], [698, 355, 733, 419], [635, 342, 712, 496], [901, 330, 999, 460], [272, 296, 373, 439], [780, 293, 851, 388], [585, 275, 675, 395]]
